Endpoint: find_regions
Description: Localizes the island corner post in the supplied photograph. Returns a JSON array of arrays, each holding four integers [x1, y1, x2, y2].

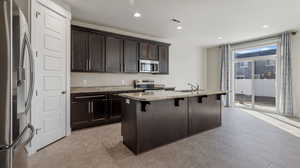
[[120, 92, 226, 154]]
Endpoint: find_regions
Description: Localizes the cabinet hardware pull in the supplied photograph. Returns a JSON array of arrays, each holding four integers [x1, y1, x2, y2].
[[174, 98, 184, 107], [141, 101, 150, 112], [198, 95, 208, 103]]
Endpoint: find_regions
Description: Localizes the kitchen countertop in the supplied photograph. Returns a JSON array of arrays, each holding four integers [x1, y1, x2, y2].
[[71, 86, 176, 94], [118, 90, 227, 101]]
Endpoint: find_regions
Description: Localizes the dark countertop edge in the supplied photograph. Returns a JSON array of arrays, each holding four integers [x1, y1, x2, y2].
[[118, 91, 227, 102]]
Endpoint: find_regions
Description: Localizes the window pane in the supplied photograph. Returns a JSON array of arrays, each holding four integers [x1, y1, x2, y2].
[[235, 45, 277, 59]]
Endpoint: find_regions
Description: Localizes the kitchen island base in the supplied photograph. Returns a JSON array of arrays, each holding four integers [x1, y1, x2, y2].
[[121, 91, 225, 154]]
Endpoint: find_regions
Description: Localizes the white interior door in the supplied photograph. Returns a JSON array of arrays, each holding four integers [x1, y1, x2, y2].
[[34, 2, 67, 149]]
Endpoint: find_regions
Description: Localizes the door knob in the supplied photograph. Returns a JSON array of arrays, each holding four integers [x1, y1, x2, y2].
[[61, 91, 66, 94]]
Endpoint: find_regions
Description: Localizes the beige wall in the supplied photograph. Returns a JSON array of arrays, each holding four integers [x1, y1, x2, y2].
[[206, 31, 300, 117], [206, 47, 221, 90], [71, 21, 207, 90]]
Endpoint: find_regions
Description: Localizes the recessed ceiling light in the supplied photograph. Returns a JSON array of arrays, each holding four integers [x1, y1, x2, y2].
[[262, 25, 270, 28], [177, 26, 182, 30], [217, 37, 223, 40], [133, 12, 141, 18]]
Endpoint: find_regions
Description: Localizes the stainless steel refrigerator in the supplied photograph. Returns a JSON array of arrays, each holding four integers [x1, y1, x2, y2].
[[0, 0, 35, 167]]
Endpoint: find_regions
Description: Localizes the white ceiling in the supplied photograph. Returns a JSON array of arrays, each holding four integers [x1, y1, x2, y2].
[[63, 0, 300, 46]]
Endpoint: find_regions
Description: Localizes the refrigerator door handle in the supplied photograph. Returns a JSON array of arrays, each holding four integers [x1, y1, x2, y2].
[[0, 124, 34, 151], [21, 33, 35, 114]]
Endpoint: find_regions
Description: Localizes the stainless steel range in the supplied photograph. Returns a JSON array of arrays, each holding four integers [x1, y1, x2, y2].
[[134, 80, 167, 91]]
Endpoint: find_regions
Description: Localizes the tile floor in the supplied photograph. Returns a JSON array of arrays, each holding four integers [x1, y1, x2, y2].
[[29, 108, 300, 168]]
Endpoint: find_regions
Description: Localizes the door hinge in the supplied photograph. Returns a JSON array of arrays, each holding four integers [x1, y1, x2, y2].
[[35, 90, 38, 96], [35, 51, 38, 57], [35, 11, 41, 18]]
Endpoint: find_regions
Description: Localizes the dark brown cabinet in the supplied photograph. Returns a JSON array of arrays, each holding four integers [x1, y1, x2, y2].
[[139, 99, 188, 152], [139, 42, 158, 60], [71, 91, 141, 130], [71, 25, 170, 74], [188, 95, 221, 135], [71, 28, 105, 72], [123, 40, 139, 73], [91, 96, 108, 121], [139, 42, 148, 60], [71, 29, 89, 72], [110, 95, 123, 119], [71, 94, 108, 129], [158, 45, 169, 74], [148, 43, 158, 60], [106, 36, 123, 72], [89, 33, 105, 72], [71, 98, 90, 128]]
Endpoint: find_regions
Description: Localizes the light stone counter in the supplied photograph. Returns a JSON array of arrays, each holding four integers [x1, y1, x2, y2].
[[71, 86, 144, 94], [118, 90, 227, 101]]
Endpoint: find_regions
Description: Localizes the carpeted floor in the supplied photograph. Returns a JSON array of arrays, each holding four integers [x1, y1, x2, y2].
[[28, 108, 300, 168]]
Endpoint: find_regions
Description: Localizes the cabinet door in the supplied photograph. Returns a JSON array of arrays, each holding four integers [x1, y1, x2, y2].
[[89, 33, 105, 72], [158, 45, 169, 74], [139, 42, 149, 60], [110, 95, 123, 118], [124, 40, 139, 72], [140, 99, 188, 152], [91, 96, 108, 121], [106, 36, 123, 72], [71, 99, 90, 129], [71, 29, 89, 72], [189, 95, 221, 135], [148, 44, 158, 60]]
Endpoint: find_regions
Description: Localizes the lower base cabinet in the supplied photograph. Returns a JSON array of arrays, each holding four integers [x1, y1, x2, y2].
[[71, 91, 142, 130], [71, 94, 121, 130], [139, 99, 188, 152], [121, 94, 223, 154], [188, 95, 221, 135], [71, 98, 90, 129]]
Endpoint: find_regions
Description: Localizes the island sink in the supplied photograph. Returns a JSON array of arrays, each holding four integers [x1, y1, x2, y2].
[[119, 90, 226, 154]]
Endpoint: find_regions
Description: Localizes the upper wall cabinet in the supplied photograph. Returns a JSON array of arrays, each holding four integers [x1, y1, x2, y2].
[[124, 39, 139, 73], [71, 29, 89, 72], [158, 45, 169, 74], [89, 33, 105, 72], [71, 27, 105, 72], [71, 25, 170, 74], [139, 42, 158, 60], [106, 36, 123, 73]]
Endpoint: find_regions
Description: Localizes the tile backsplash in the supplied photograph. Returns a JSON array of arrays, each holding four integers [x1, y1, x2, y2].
[[71, 73, 173, 87]]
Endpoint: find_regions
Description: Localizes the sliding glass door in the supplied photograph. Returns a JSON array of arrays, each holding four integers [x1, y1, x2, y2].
[[234, 61, 254, 108], [233, 44, 277, 112]]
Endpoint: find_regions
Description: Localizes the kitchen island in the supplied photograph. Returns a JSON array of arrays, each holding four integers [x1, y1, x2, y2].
[[119, 90, 227, 154]]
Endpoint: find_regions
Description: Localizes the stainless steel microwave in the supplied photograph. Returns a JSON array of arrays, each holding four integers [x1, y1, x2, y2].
[[139, 60, 160, 73]]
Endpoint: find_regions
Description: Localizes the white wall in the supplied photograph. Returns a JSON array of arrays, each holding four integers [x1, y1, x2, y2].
[[71, 21, 207, 90], [206, 47, 221, 90], [292, 30, 300, 117]]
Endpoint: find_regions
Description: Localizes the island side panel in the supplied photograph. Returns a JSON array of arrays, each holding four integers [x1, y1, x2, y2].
[[137, 99, 188, 153], [121, 99, 139, 154], [188, 95, 222, 135]]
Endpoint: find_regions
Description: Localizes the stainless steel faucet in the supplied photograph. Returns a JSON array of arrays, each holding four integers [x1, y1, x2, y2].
[[187, 83, 200, 92]]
